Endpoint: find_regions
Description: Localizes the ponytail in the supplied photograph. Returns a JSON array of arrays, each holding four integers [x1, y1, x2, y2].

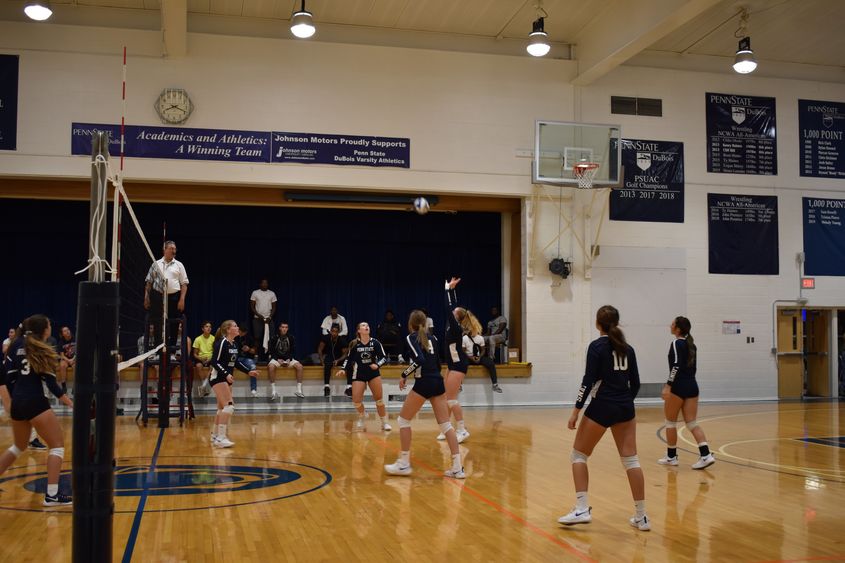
[[596, 305, 628, 357], [408, 310, 429, 351], [674, 316, 696, 367], [22, 315, 58, 374], [686, 333, 697, 367]]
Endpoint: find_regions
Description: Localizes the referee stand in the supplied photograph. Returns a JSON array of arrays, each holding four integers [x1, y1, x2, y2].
[[137, 313, 192, 427]]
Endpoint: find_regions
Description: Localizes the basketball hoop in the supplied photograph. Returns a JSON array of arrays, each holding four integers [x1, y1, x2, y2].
[[573, 161, 600, 189]]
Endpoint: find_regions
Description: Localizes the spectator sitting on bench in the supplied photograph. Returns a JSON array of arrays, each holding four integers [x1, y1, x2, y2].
[[377, 309, 403, 363], [318, 325, 348, 397], [484, 307, 508, 363], [268, 322, 305, 400], [234, 324, 259, 397], [193, 321, 215, 396], [57, 326, 76, 393]]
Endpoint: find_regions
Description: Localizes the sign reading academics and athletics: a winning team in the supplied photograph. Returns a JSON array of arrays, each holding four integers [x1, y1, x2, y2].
[[71, 123, 410, 168], [0, 54, 19, 151], [799, 100, 845, 179], [803, 197, 845, 276], [609, 139, 684, 223], [708, 193, 778, 275], [706, 92, 777, 175]]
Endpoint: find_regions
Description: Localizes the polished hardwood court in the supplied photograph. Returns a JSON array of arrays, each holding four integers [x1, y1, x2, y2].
[[0, 402, 842, 562]]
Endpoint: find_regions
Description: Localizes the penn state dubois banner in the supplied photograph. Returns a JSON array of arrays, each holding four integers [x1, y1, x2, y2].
[[706, 92, 777, 175], [708, 193, 778, 275], [803, 197, 845, 275], [609, 139, 684, 223], [0, 54, 19, 151], [799, 100, 845, 179]]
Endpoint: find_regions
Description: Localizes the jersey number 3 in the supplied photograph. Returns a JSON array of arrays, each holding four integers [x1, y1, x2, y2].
[[612, 351, 628, 371]]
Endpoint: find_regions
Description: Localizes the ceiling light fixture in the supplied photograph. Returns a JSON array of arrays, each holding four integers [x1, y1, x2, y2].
[[24, 0, 52, 21], [290, 0, 316, 39], [526, 2, 550, 57], [732, 8, 757, 74]]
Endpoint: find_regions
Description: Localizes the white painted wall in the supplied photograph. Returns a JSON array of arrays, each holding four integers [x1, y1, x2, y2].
[[2, 22, 845, 407]]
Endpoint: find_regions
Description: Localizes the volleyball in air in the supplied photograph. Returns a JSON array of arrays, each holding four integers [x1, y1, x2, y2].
[[413, 197, 430, 215]]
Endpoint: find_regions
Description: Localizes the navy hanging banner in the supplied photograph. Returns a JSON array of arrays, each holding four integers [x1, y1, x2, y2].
[[803, 197, 845, 276], [799, 100, 845, 179], [705, 92, 777, 175], [708, 193, 779, 275], [609, 138, 684, 223], [0, 54, 19, 151]]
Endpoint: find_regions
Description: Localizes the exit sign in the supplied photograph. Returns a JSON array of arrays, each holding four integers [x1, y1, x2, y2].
[[802, 277, 815, 289]]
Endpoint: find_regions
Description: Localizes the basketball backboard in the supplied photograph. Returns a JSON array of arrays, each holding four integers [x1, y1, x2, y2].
[[533, 120, 622, 187]]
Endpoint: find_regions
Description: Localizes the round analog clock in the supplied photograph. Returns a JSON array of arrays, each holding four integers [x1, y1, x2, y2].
[[155, 88, 193, 124]]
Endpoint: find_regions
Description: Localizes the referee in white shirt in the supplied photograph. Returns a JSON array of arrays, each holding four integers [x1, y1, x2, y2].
[[144, 240, 189, 347]]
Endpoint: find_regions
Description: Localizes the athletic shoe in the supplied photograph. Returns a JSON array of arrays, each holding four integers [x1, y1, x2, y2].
[[344, 386, 352, 398], [397, 354, 404, 363], [492, 384, 503, 393], [436, 432, 446, 441], [384, 461, 412, 476], [43, 492, 72, 507], [294, 391, 305, 398], [456, 429, 470, 444], [210, 434, 217, 443], [29, 438, 48, 450], [657, 455, 679, 466], [692, 454, 716, 470], [382, 421, 392, 431], [444, 467, 466, 479], [629, 514, 651, 531], [270, 393, 280, 402], [213, 436, 235, 448], [323, 386, 331, 397], [557, 507, 592, 525], [355, 418, 365, 431], [250, 390, 258, 398]]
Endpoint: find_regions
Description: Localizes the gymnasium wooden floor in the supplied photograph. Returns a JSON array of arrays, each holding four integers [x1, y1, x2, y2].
[[0, 401, 843, 562]]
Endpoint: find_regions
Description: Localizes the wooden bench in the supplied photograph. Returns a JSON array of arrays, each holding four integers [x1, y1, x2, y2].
[[64, 363, 532, 383]]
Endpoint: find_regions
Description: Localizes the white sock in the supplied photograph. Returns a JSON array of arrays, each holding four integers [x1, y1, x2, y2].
[[30, 428, 37, 441], [635, 500, 646, 518], [296, 382, 302, 393], [457, 420, 466, 432], [47, 484, 58, 496], [217, 424, 227, 438], [451, 453, 462, 470], [399, 451, 410, 466], [380, 416, 387, 424], [576, 491, 589, 511], [271, 382, 277, 394]]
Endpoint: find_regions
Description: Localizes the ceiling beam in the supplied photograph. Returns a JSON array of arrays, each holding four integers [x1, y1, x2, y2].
[[161, 0, 187, 57], [572, 0, 722, 86]]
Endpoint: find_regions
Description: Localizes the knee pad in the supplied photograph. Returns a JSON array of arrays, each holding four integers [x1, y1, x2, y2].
[[664, 420, 677, 429], [375, 399, 385, 407], [7, 444, 21, 458], [570, 449, 588, 464], [353, 402, 364, 410], [397, 416, 412, 429], [222, 404, 235, 415], [439, 421, 453, 434], [621, 455, 640, 470], [49, 447, 65, 460], [447, 399, 459, 408], [685, 420, 699, 431]]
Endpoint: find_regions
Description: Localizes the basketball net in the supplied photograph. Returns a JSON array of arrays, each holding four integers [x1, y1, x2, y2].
[[573, 162, 600, 189]]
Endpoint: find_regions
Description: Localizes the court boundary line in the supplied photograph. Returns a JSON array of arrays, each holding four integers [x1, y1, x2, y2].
[[121, 427, 165, 563], [365, 434, 597, 563]]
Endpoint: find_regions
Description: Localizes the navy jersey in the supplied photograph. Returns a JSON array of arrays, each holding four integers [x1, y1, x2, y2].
[[210, 337, 249, 380], [5, 339, 64, 401], [444, 286, 469, 365], [667, 337, 696, 384], [342, 338, 387, 379], [269, 333, 296, 361], [402, 332, 442, 379], [3, 337, 25, 392], [575, 336, 641, 409]]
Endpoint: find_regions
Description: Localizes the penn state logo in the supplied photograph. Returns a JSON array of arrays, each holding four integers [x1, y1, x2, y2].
[[0, 456, 331, 513], [361, 351, 372, 362], [732, 106, 746, 125], [823, 114, 834, 129], [636, 152, 652, 171]]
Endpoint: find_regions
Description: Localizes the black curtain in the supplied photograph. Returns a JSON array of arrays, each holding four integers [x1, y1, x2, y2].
[[0, 199, 502, 360]]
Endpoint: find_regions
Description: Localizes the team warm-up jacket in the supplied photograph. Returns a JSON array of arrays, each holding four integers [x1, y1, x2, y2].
[[210, 337, 249, 381], [574, 336, 641, 409], [4, 337, 65, 401], [667, 337, 696, 385], [444, 285, 469, 366], [268, 333, 296, 362], [341, 338, 387, 379], [402, 332, 442, 379]]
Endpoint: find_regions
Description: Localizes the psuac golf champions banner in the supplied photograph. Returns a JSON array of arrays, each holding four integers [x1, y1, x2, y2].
[[799, 100, 845, 179], [706, 92, 776, 175], [0, 54, 19, 151], [803, 197, 845, 276], [708, 193, 778, 275], [71, 123, 410, 168], [609, 138, 684, 223]]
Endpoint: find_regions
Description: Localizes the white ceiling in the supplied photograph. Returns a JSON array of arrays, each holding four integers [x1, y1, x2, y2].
[[2, 0, 844, 82]]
